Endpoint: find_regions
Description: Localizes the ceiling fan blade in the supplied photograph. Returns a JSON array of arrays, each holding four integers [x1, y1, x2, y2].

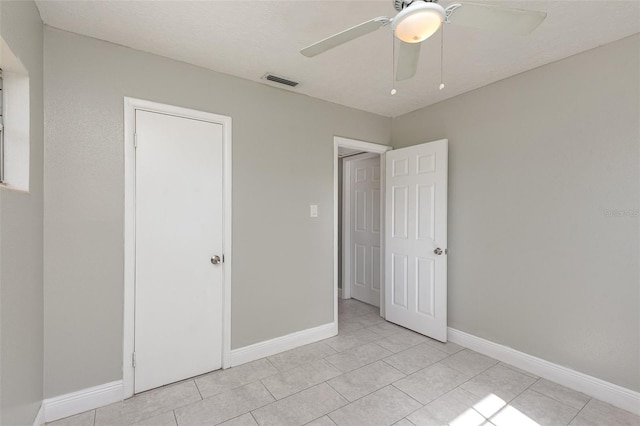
[[447, 2, 547, 36], [301, 17, 390, 58], [396, 41, 421, 81]]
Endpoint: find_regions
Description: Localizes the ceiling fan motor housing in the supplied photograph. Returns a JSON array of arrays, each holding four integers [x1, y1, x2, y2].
[[394, 0, 439, 12]]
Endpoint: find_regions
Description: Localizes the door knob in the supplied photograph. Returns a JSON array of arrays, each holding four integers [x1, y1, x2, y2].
[[211, 255, 221, 265], [434, 248, 443, 255]]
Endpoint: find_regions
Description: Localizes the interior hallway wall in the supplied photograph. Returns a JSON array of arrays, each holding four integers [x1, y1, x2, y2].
[[0, 1, 44, 425], [43, 27, 390, 398], [391, 34, 640, 392]]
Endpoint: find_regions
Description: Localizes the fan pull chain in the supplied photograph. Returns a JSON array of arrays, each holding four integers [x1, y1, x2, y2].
[[391, 30, 397, 95], [439, 23, 445, 90]]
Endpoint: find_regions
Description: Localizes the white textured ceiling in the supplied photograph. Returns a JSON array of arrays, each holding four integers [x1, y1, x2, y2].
[[35, 0, 640, 117]]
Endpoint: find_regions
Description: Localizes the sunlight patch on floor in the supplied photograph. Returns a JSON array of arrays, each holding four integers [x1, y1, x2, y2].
[[491, 405, 540, 426], [449, 407, 486, 426], [473, 393, 507, 418], [446, 393, 541, 426]]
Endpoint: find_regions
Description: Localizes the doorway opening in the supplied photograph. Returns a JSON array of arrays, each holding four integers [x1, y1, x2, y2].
[[334, 137, 392, 324], [333, 136, 449, 343]]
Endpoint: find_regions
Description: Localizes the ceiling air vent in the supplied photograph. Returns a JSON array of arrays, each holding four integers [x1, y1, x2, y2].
[[262, 73, 299, 88]]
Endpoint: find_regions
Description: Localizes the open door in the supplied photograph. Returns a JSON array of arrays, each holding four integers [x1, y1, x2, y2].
[[384, 139, 448, 342]]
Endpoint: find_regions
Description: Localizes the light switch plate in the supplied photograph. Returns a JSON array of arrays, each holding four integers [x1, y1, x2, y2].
[[310, 204, 318, 217]]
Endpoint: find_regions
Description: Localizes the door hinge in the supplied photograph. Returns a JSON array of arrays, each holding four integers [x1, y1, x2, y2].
[[445, 249, 448, 255], [132, 352, 136, 368], [222, 254, 225, 263], [134, 133, 138, 149]]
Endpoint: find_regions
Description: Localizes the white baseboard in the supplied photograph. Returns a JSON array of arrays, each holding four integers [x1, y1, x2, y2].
[[230, 322, 338, 367], [32, 403, 45, 426], [44, 380, 123, 423], [448, 327, 640, 416]]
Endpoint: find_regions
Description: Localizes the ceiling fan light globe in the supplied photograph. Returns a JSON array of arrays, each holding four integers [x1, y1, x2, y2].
[[393, 2, 445, 43]]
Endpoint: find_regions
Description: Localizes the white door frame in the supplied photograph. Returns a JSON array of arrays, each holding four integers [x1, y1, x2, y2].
[[342, 152, 381, 305], [123, 97, 232, 398], [334, 136, 392, 319]]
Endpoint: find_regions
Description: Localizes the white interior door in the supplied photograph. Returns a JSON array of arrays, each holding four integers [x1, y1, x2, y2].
[[384, 139, 448, 342], [347, 154, 382, 307], [135, 109, 223, 393]]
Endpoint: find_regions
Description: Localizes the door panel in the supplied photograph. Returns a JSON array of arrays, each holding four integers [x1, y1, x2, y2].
[[372, 189, 381, 232], [134, 110, 223, 393], [392, 254, 408, 308], [417, 184, 435, 240], [372, 246, 381, 290], [416, 257, 435, 317], [392, 186, 408, 239], [385, 140, 448, 342], [347, 154, 381, 307], [355, 244, 367, 288]]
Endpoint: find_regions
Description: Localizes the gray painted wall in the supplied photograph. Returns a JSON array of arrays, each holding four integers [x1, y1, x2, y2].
[[392, 34, 640, 391], [39, 19, 640, 401], [0, 1, 44, 425], [43, 27, 391, 397]]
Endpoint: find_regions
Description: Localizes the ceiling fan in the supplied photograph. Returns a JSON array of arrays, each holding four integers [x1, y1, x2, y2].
[[301, 0, 547, 81]]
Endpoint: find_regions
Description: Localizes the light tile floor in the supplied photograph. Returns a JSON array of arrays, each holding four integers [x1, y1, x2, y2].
[[49, 298, 640, 426]]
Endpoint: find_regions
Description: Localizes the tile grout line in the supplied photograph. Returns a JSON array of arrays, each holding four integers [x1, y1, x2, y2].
[[526, 381, 591, 413], [263, 356, 282, 374], [500, 374, 543, 409], [438, 350, 500, 378], [324, 378, 352, 403], [378, 358, 409, 379], [324, 360, 412, 404], [258, 378, 279, 402], [212, 412, 251, 426], [524, 387, 587, 425], [200, 371, 279, 403], [566, 397, 592, 426], [264, 379, 304, 403], [253, 378, 348, 424], [473, 368, 542, 424], [378, 343, 455, 372], [401, 403, 424, 426], [497, 361, 539, 379], [217, 394, 277, 426], [390, 382, 429, 409], [302, 413, 334, 426], [428, 359, 487, 389], [256, 360, 345, 403], [470, 403, 492, 424], [193, 379, 204, 400], [324, 347, 403, 375], [417, 359, 500, 414], [312, 368, 411, 413]]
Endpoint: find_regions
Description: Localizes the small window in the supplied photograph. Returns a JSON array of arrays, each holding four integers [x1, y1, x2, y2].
[[0, 68, 4, 183], [0, 36, 30, 192]]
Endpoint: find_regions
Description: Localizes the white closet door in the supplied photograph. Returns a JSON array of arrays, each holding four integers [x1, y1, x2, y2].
[[135, 109, 224, 393]]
